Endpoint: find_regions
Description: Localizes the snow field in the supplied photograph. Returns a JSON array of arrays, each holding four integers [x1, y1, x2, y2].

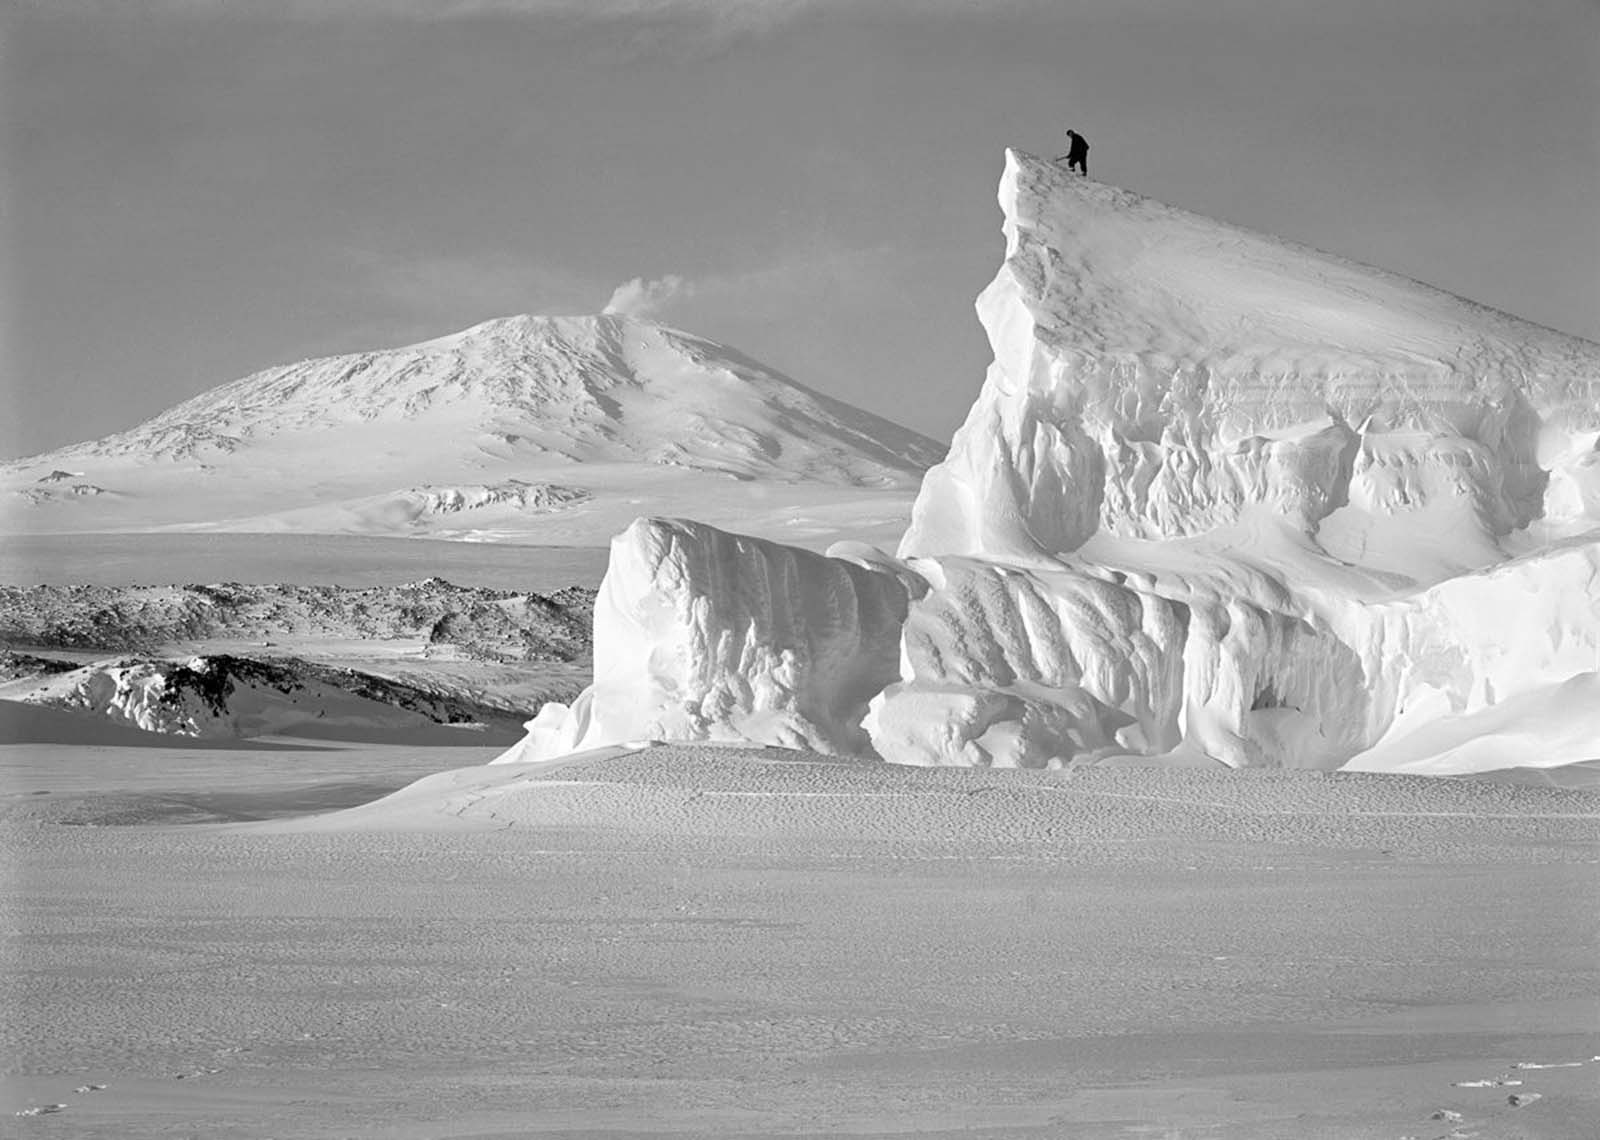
[[5, 741, 1597, 1137]]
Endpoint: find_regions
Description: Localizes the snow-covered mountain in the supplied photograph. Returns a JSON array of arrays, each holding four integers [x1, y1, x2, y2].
[[1, 315, 944, 546], [501, 149, 1600, 777]]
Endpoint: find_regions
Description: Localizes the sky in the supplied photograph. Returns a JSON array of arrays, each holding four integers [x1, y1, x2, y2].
[[4, 0, 1597, 457]]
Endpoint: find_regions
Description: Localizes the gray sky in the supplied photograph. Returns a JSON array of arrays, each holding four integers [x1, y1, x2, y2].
[[5, 0, 1596, 457]]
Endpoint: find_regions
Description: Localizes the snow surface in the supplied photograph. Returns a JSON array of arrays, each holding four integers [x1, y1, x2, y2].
[[503, 150, 1600, 775], [0, 315, 942, 548], [9, 741, 1598, 1137]]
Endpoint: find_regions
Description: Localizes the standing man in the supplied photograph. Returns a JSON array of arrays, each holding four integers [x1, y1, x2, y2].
[[1063, 129, 1089, 175]]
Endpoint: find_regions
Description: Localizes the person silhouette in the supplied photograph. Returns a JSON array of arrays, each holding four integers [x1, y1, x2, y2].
[[1063, 129, 1089, 175]]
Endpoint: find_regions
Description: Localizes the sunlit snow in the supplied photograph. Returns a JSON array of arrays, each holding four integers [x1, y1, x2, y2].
[[503, 149, 1600, 775]]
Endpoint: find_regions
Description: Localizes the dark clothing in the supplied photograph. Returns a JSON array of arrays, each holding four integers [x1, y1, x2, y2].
[[1065, 130, 1089, 175]]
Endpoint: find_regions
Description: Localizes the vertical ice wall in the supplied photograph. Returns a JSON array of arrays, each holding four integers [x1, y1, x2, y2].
[[495, 518, 919, 763]]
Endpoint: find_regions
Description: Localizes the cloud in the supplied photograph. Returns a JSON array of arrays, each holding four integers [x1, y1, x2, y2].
[[601, 274, 693, 318], [602, 239, 952, 327]]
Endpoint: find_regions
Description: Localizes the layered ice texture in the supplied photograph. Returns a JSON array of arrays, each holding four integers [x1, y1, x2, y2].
[[499, 519, 918, 763], [500, 149, 1600, 774]]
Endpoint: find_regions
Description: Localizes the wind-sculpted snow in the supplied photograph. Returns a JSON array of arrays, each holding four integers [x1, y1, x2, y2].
[[1341, 541, 1600, 770], [495, 519, 918, 762], [902, 150, 1600, 569], [866, 557, 1368, 770], [491, 151, 1600, 775]]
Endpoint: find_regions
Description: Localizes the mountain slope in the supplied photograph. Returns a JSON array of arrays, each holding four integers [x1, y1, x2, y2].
[[2, 315, 944, 547]]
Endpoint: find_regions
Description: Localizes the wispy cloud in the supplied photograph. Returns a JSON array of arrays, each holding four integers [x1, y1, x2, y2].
[[587, 240, 954, 342], [601, 274, 693, 318], [342, 243, 908, 331]]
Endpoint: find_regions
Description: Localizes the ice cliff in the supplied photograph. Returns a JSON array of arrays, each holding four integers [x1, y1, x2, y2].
[[499, 149, 1600, 775], [903, 151, 1598, 570], [494, 519, 918, 762]]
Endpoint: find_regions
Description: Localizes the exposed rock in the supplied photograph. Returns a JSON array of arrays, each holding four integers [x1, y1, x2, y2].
[[0, 579, 595, 663]]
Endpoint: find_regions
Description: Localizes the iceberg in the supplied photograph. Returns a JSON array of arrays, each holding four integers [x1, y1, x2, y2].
[[500, 150, 1600, 774]]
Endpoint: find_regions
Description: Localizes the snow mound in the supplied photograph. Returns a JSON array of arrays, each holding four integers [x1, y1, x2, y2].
[[388, 480, 588, 516], [15, 482, 111, 506], [207, 480, 594, 535], [502, 150, 1600, 775]]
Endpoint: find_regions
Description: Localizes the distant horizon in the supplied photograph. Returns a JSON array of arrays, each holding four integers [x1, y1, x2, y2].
[[7, 0, 1596, 459]]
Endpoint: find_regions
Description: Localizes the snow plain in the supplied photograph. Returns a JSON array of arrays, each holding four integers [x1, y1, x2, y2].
[[4, 741, 1599, 1138]]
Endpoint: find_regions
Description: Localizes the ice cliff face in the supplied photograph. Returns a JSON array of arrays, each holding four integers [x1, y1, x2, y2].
[[903, 151, 1598, 567], [494, 519, 917, 763], [500, 150, 1600, 775]]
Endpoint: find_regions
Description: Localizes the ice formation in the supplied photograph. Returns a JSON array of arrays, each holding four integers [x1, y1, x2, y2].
[[493, 518, 918, 763], [499, 149, 1600, 774]]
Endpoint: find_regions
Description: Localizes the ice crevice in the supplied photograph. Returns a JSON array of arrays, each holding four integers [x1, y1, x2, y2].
[[498, 148, 1600, 775]]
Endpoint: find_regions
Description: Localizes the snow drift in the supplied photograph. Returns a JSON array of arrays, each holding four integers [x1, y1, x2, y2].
[[501, 149, 1600, 775]]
